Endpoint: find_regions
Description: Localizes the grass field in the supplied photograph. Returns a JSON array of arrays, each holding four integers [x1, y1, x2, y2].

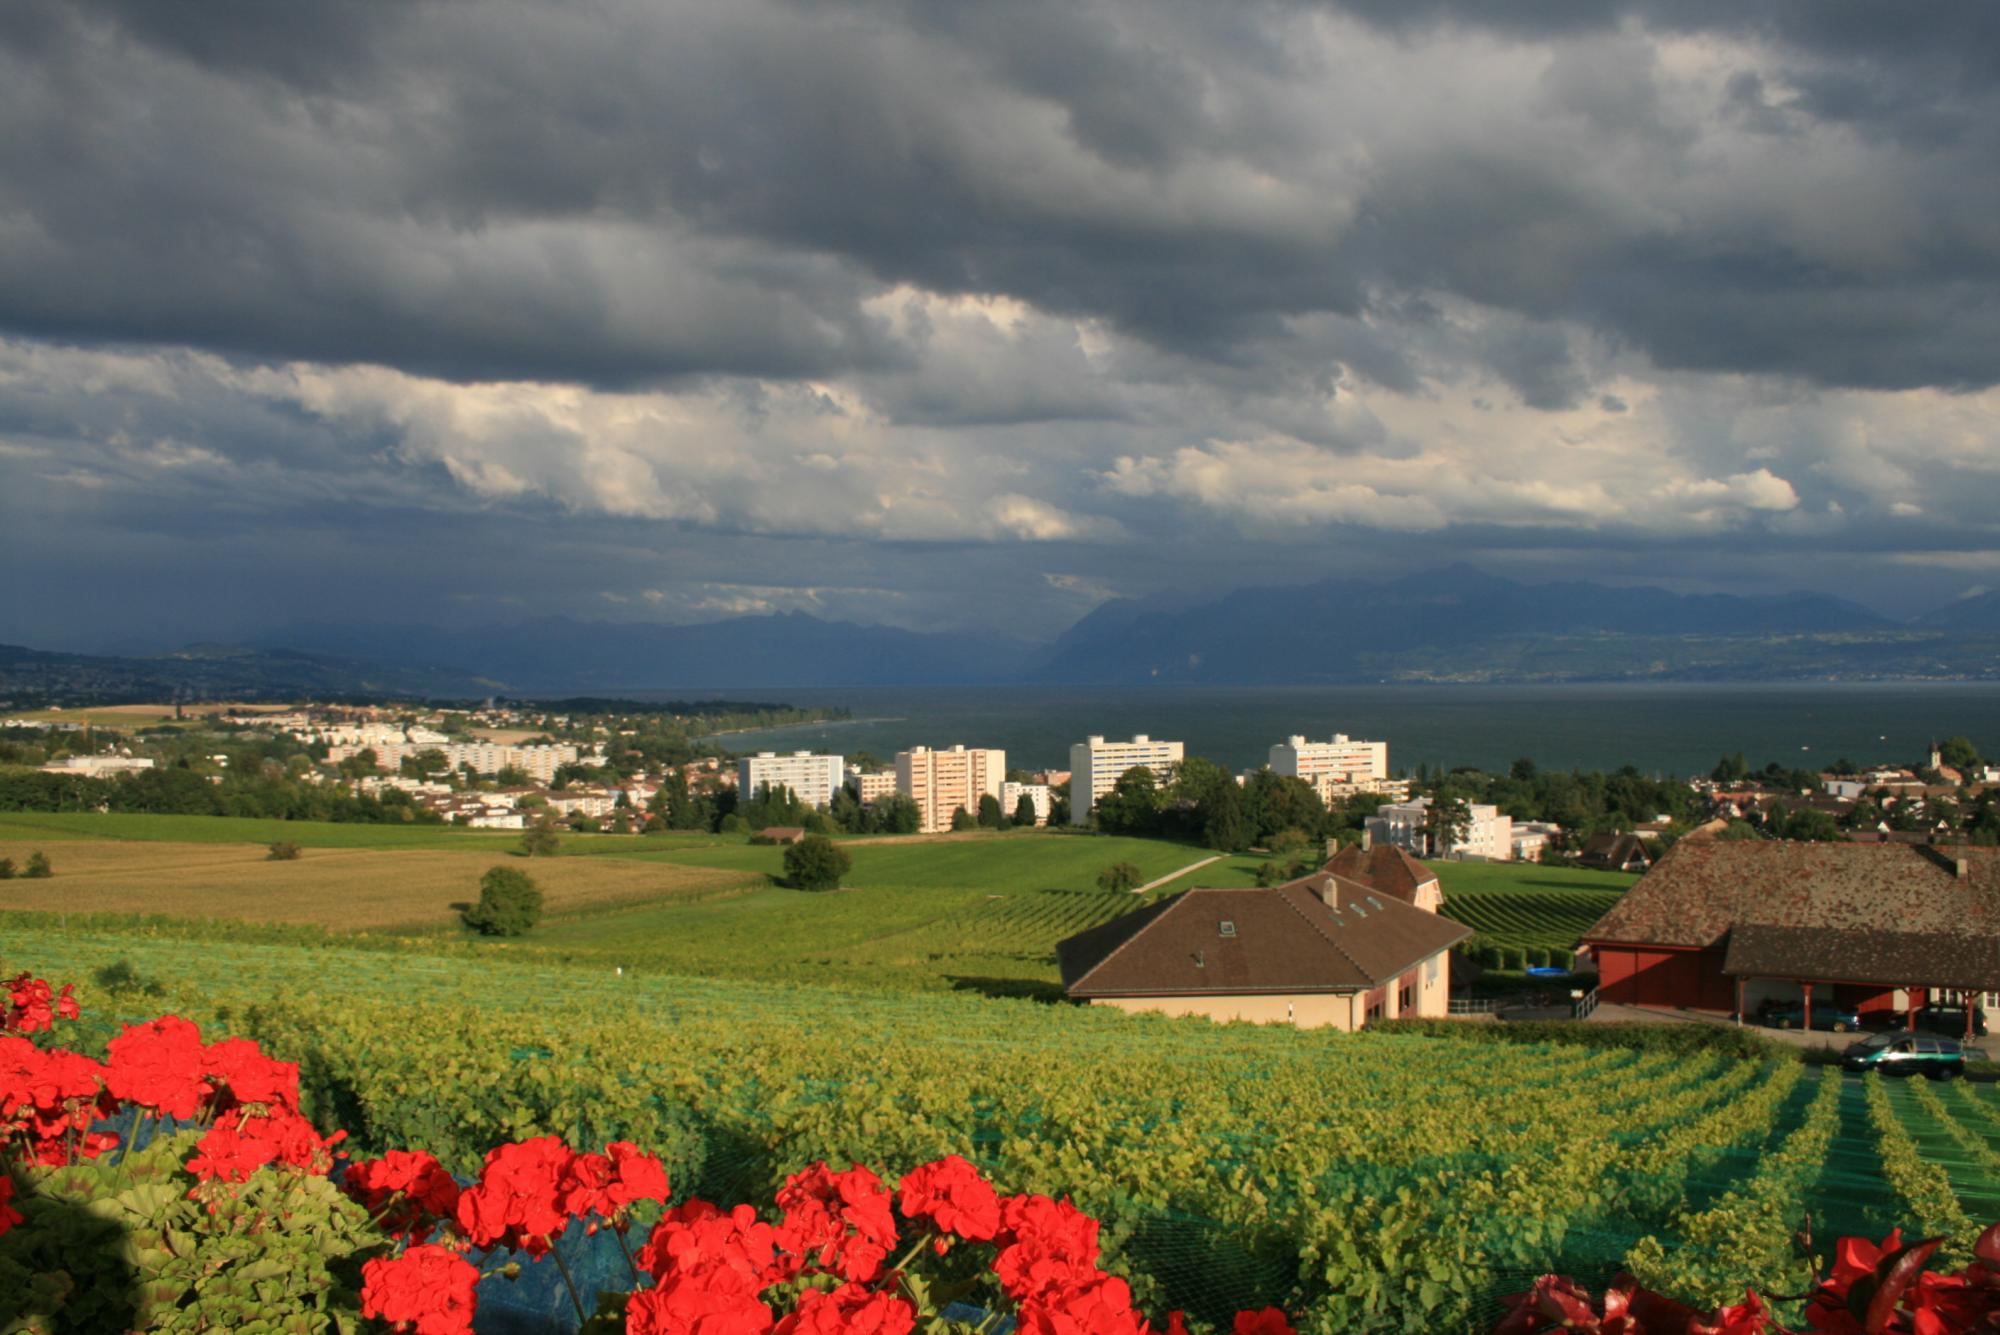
[[0, 838, 756, 932], [0, 810, 703, 852], [2, 702, 297, 729]]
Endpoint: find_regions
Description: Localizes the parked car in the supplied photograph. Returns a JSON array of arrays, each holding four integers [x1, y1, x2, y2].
[[1762, 1001, 1862, 1032], [1916, 1003, 1989, 1037], [1843, 1032, 1967, 1078]]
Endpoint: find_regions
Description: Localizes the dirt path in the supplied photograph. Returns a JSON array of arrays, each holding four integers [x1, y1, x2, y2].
[[1133, 854, 1224, 894]]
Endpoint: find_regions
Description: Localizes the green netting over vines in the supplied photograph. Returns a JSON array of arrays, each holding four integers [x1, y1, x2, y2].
[[10, 925, 2000, 1334]]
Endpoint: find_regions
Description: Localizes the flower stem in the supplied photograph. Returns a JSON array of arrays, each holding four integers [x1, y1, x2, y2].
[[615, 1224, 647, 1288], [114, 1105, 143, 1166], [550, 1241, 589, 1327]]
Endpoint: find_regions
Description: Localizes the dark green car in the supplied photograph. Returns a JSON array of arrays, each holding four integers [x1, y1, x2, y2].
[[1842, 1032, 1966, 1078]]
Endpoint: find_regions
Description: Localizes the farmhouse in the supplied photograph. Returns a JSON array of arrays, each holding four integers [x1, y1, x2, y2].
[[1580, 840, 2000, 1031], [1056, 871, 1470, 1031], [1322, 840, 1443, 913]]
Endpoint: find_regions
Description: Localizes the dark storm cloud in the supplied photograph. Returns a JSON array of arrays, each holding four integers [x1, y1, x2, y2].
[[0, 0, 1991, 397]]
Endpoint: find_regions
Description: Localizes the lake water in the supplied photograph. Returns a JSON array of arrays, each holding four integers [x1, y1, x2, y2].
[[641, 682, 2000, 776]]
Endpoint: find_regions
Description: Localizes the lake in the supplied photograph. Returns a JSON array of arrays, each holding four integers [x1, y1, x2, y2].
[[634, 681, 2000, 776]]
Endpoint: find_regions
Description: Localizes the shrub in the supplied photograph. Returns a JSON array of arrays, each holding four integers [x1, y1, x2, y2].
[[1376, 1018, 1793, 1061], [784, 833, 852, 891], [23, 851, 50, 879], [462, 866, 545, 936], [1097, 861, 1142, 893], [1501, 946, 1525, 970], [265, 841, 302, 862], [950, 806, 977, 832], [519, 820, 561, 857], [1526, 947, 1550, 968], [718, 814, 748, 834], [0, 858, 13, 880], [1479, 945, 1504, 968]]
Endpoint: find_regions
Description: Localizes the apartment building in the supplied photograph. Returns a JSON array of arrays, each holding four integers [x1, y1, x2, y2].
[[1269, 733, 1388, 785], [1365, 797, 1515, 861], [845, 767, 898, 804], [1001, 781, 1053, 826], [896, 744, 1006, 833], [325, 742, 580, 783], [1069, 735, 1185, 826], [739, 751, 845, 809]]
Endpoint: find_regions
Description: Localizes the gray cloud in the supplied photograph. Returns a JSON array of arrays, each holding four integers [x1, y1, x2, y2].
[[4, 0, 2000, 647]]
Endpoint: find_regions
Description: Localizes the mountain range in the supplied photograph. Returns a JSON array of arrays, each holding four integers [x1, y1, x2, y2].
[[12, 566, 2000, 701]]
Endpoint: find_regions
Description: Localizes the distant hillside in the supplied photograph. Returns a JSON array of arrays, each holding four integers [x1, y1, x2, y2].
[[248, 612, 1038, 691], [1025, 565, 1966, 684], [1912, 589, 2000, 633], [0, 642, 502, 706]]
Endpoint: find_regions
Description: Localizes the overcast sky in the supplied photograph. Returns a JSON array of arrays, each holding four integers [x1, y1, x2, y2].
[[4, 0, 2000, 650]]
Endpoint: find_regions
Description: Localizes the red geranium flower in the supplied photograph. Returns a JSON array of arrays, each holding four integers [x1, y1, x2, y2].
[[454, 1135, 575, 1257], [993, 1194, 1102, 1302], [625, 1273, 774, 1335], [1232, 1309, 1296, 1335], [361, 1243, 480, 1335], [0, 1175, 21, 1237], [202, 1037, 299, 1112], [3, 974, 79, 1034], [345, 1149, 463, 1241], [896, 1155, 999, 1243], [607, 1140, 672, 1213], [638, 1199, 786, 1290], [774, 1282, 917, 1335], [1015, 1273, 1149, 1335], [775, 1162, 898, 1283], [186, 1122, 278, 1184], [105, 1016, 210, 1119]]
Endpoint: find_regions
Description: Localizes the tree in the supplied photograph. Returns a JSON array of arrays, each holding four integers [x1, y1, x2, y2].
[[977, 793, 1003, 829], [1780, 808, 1841, 842], [463, 866, 544, 936], [399, 748, 449, 780], [266, 840, 302, 861], [520, 819, 562, 857], [1939, 736, 1983, 772], [494, 765, 533, 788], [1716, 820, 1762, 841], [872, 794, 922, 835], [336, 748, 380, 779], [950, 806, 977, 832], [784, 834, 851, 891], [1093, 767, 1165, 836], [1424, 795, 1472, 858], [0, 858, 14, 879], [1096, 861, 1141, 893], [1711, 753, 1749, 785], [1012, 793, 1040, 828], [24, 851, 51, 879]]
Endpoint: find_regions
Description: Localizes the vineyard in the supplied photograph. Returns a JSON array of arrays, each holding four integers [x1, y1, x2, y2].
[[10, 924, 2000, 1332], [1435, 863, 1633, 954]]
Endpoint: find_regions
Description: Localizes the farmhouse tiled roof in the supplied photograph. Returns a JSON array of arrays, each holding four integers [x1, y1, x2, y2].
[[1721, 923, 2000, 992], [1322, 843, 1438, 905], [1057, 879, 1470, 998], [1581, 840, 2000, 950]]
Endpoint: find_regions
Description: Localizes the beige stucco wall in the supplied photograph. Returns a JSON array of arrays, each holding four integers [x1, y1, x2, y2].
[[1086, 947, 1456, 1028], [1091, 991, 1363, 1031]]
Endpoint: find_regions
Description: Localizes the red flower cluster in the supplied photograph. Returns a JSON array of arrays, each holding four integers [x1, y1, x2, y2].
[[0, 1173, 21, 1238], [360, 1244, 482, 1335], [344, 1149, 464, 1242], [897, 1153, 1000, 1246], [774, 1283, 916, 1335], [775, 1161, 898, 1282], [449, 1133, 668, 1258], [630, 1200, 784, 1335], [1494, 1222, 2000, 1335], [186, 1108, 345, 1184], [3, 972, 79, 1035]]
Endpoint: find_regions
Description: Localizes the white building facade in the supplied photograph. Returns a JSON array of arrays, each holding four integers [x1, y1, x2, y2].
[[1002, 781, 1053, 826], [1366, 797, 1516, 861], [1069, 735, 1185, 825], [739, 751, 845, 809]]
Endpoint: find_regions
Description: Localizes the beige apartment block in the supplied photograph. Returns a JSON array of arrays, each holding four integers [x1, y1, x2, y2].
[[896, 744, 1006, 833]]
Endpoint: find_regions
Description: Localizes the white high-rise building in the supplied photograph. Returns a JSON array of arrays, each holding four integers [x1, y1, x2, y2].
[[1268, 734, 1388, 785], [897, 744, 1006, 833], [738, 751, 845, 809], [1069, 734, 1185, 825]]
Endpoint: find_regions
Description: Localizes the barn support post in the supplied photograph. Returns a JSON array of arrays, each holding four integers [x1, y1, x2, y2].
[[1735, 976, 1744, 1026], [1803, 981, 1814, 1033], [1910, 987, 1920, 1032]]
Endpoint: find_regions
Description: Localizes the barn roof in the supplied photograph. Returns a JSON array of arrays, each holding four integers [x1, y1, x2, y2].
[[1322, 843, 1438, 904], [1721, 923, 2000, 993], [1581, 840, 2000, 950], [1057, 879, 1469, 998]]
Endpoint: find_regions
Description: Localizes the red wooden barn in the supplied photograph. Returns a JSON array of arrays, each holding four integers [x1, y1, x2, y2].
[[1579, 839, 2000, 1026]]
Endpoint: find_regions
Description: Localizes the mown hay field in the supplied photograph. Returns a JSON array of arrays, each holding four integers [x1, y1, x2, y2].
[[0, 839, 756, 931]]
